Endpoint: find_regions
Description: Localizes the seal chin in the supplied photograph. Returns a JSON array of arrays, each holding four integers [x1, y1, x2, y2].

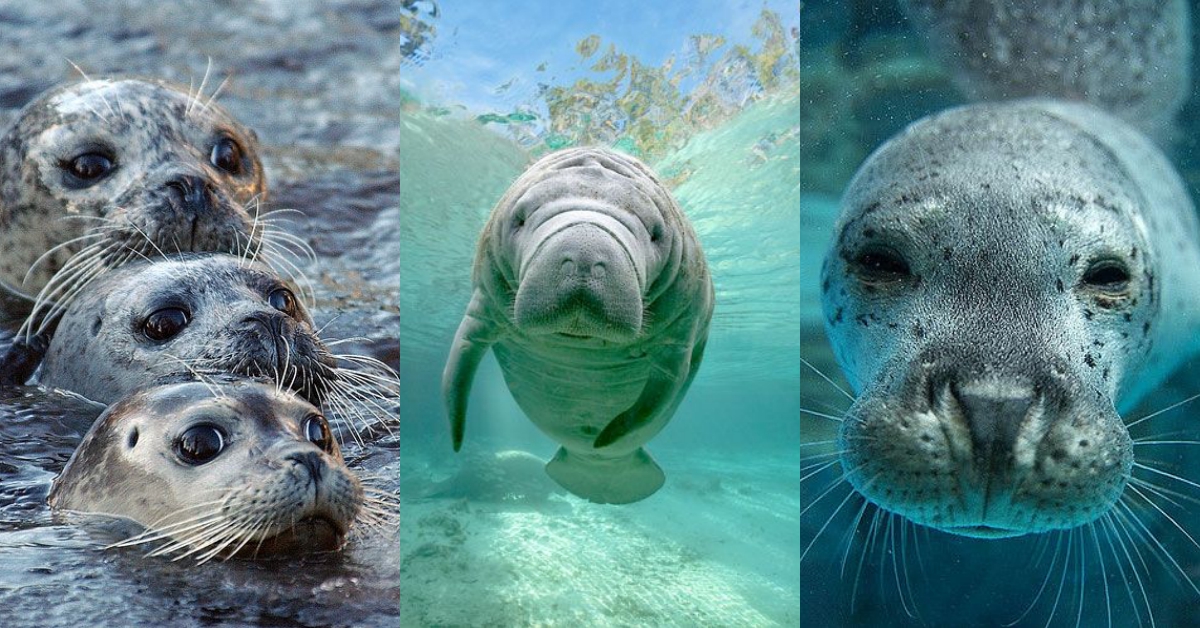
[[943, 524, 1027, 539], [240, 516, 346, 557]]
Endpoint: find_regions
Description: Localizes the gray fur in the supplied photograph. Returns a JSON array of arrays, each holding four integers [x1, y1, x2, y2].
[[821, 100, 1200, 536]]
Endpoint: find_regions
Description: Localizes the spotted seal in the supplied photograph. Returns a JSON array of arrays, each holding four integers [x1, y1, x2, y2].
[[443, 146, 713, 504], [820, 99, 1200, 537], [33, 253, 396, 439], [48, 380, 363, 560], [0, 75, 276, 329]]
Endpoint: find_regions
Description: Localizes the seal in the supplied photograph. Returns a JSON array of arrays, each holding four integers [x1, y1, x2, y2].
[[899, 0, 1191, 140], [0, 75, 283, 329], [820, 99, 1200, 537], [443, 146, 714, 504], [48, 380, 363, 561], [35, 253, 396, 439]]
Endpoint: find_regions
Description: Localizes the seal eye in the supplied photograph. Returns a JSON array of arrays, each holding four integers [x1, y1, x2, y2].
[[1081, 259, 1131, 295], [303, 415, 334, 453], [143, 307, 190, 341], [851, 246, 911, 285], [210, 137, 243, 174], [64, 153, 114, 185], [268, 288, 298, 318], [176, 424, 225, 465]]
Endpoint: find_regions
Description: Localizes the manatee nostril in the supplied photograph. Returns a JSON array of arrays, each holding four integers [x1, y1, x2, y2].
[[561, 259, 576, 276], [591, 262, 607, 278]]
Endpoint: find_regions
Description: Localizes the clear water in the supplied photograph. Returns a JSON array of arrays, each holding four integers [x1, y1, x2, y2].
[[401, 1, 801, 624], [0, 2, 400, 626], [802, 4, 1200, 627]]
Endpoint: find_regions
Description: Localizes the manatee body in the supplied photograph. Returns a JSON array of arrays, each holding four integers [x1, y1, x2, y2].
[[443, 147, 713, 504]]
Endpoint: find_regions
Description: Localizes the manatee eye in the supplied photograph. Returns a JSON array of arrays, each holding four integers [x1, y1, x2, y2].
[[851, 246, 911, 285], [268, 287, 298, 318], [1081, 259, 1131, 295], [210, 137, 243, 174], [63, 153, 114, 186], [303, 414, 334, 453], [175, 424, 225, 465], [143, 307, 190, 341]]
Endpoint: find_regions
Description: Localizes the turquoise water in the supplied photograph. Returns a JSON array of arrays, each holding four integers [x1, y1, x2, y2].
[[401, 2, 801, 624], [802, 4, 1200, 627]]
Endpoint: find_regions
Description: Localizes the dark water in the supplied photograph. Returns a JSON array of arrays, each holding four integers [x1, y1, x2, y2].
[[802, 2, 1200, 627], [0, 2, 399, 626]]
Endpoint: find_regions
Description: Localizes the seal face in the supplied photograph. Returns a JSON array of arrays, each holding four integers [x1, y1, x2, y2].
[[39, 253, 336, 408], [48, 381, 363, 560], [443, 147, 714, 504], [822, 100, 1200, 537], [0, 77, 268, 324]]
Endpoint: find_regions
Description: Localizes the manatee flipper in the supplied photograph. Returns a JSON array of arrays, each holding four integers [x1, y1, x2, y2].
[[594, 335, 707, 449], [545, 446, 665, 504], [442, 290, 499, 451]]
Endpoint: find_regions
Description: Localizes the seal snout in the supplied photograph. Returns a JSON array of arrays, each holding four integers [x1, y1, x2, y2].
[[165, 174, 215, 214]]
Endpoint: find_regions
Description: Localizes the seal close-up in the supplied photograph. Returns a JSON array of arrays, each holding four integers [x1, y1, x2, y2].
[[48, 380, 365, 561], [443, 146, 714, 504]]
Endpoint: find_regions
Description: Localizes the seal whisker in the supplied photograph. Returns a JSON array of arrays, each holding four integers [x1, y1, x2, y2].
[[187, 57, 213, 118], [199, 75, 230, 116], [1115, 500, 1200, 595], [1125, 392, 1200, 430], [1101, 513, 1152, 628]]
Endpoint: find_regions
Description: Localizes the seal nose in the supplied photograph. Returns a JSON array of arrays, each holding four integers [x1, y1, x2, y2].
[[166, 175, 213, 213], [286, 450, 325, 482], [951, 380, 1036, 470]]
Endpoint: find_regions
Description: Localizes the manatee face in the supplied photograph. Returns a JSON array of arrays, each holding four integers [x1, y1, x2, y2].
[[821, 104, 1149, 537], [49, 381, 362, 558], [0, 77, 266, 297], [41, 254, 335, 406], [488, 149, 679, 342]]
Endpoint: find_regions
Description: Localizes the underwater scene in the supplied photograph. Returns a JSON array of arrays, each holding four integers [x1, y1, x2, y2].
[[803, 2, 1200, 627], [400, 0, 800, 624], [0, 2, 400, 626]]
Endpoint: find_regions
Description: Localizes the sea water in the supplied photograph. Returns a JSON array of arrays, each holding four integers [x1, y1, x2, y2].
[[400, 1, 801, 624]]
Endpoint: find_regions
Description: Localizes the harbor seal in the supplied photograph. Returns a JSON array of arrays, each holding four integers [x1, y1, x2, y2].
[[48, 380, 363, 560], [0, 76, 271, 329], [821, 99, 1200, 537], [899, 0, 1191, 140], [443, 146, 713, 504], [34, 253, 398, 440]]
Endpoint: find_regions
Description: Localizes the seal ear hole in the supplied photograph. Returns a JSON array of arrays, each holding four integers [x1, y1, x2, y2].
[[175, 424, 226, 465], [850, 245, 911, 285], [1081, 259, 1131, 296], [127, 428, 139, 449]]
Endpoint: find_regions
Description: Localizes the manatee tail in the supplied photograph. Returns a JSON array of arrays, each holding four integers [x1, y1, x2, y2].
[[545, 447, 665, 504]]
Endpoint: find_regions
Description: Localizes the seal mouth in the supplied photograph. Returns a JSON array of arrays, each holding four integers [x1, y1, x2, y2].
[[943, 524, 1026, 539], [238, 515, 347, 557]]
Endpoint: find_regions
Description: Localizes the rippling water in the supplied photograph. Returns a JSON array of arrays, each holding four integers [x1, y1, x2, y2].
[[0, 2, 399, 626], [401, 2, 801, 624]]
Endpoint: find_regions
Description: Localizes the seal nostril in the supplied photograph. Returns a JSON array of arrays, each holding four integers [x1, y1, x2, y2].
[[165, 175, 212, 212], [286, 450, 324, 482]]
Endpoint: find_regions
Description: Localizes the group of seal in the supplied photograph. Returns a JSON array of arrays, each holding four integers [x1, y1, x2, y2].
[[0, 74, 394, 561], [444, 146, 713, 504], [818, 1, 1199, 539]]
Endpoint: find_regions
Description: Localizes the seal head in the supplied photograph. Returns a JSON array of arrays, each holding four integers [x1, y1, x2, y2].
[[822, 101, 1200, 537], [48, 380, 363, 559]]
